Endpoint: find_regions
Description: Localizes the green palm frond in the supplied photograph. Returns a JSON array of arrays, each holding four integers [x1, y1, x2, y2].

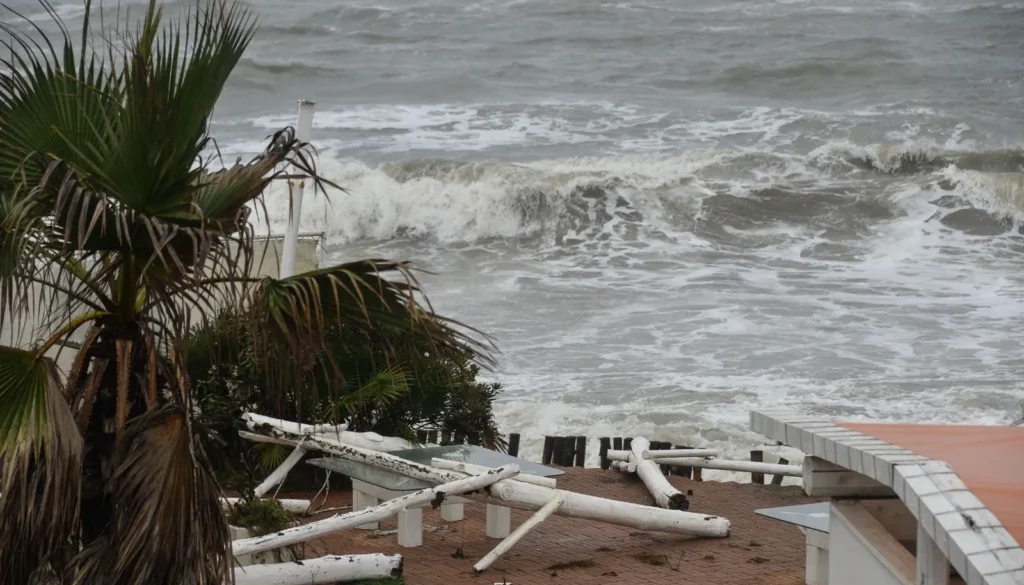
[[74, 405, 229, 585], [252, 259, 492, 361], [254, 441, 290, 471], [339, 365, 409, 412], [0, 346, 82, 585]]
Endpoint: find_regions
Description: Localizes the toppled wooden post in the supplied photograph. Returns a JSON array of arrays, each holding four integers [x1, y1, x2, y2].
[[233, 553, 402, 585], [629, 437, 689, 510], [223, 497, 310, 514], [474, 495, 563, 573], [253, 443, 308, 498], [232, 464, 519, 557], [240, 418, 731, 538], [431, 458, 557, 488], [642, 448, 719, 460], [656, 457, 801, 477], [771, 458, 789, 485], [245, 412, 415, 451]]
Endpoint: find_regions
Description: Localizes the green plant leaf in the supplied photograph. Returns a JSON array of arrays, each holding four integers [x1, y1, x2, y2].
[[0, 346, 82, 584]]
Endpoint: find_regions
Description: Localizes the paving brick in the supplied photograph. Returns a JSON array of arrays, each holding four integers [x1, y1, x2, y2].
[[285, 468, 823, 585]]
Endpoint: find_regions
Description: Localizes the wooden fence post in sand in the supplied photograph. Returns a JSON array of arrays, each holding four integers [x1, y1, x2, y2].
[[542, 436, 555, 464], [751, 450, 765, 484], [599, 437, 611, 470], [574, 436, 587, 467]]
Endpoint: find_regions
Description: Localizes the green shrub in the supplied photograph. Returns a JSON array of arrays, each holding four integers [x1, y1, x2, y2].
[[188, 309, 504, 486]]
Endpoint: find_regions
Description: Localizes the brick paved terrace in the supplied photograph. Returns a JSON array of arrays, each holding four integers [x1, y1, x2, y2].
[[279, 468, 823, 585]]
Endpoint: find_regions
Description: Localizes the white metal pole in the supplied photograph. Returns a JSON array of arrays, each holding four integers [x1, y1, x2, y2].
[[279, 100, 315, 279]]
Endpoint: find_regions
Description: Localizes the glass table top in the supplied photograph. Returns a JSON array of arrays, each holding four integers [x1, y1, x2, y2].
[[754, 502, 830, 533], [307, 444, 563, 492]]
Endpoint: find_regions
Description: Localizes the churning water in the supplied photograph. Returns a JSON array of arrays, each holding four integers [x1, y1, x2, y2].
[[10, 0, 1024, 475]]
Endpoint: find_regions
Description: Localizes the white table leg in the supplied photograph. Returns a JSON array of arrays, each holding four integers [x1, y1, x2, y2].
[[805, 528, 829, 585], [916, 522, 949, 585], [486, 504, 511, 538], [441, 502, 464, 522], [397, 507, 423, 547], [353, 490, 380, 530]]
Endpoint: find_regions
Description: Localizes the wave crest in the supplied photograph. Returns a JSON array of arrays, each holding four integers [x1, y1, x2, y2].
[[257, 145, 1024, 245]]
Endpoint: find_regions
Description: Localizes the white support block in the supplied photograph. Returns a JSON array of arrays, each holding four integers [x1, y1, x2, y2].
[[353, 490, 380, 530], [806, 544, 830, 585], [441, 502, 464, 522], [917, 522, 950, 585], [486, 504, 511, 539], [397, 507, 423, 548], [806, 528, 830, 585]]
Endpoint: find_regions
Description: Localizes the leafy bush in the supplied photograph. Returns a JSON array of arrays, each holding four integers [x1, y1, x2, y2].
[[228, 498, 302, 561], [189, 309, 504, 486]]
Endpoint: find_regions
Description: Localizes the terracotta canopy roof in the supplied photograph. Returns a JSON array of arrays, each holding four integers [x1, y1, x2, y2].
[[841, 422, 1024, 546]]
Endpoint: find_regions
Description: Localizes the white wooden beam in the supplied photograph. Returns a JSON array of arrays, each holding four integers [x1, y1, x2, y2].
[[830, 500, 915, 585], [656, 456, 801, 477], [627, 437, 689, 509], [222, 498, 311, 514], [233, 553, 401, 585], [431, 457, 557, 488], [241, 425, 731, 538], [232, 465, 519, 557], [803, 456, 894, 498], [474, 496, 562, 573], [254, 444, 308, 498], [917, 522, 950, 585]]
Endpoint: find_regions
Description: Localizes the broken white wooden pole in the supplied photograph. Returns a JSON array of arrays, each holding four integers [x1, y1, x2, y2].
[[222, 498, 311, 514], [254, 444, 309, 498], [644, 448, 718, 460], [431, 458, 557, 488], [240, 425, 731, 538], [233, 553, 402, 585], [279, 100, 315, 279], [243, 413, 349, 436], [656, 457, 802, 477], [243, 412, 415, 452], [629, 437, 689, 510], [232, 464, 519, 556], [606, 448, 717, 461], [474, 495, 562, 573]]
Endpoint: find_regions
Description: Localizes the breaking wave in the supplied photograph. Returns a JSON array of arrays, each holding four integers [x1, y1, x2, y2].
[[259, 143, 1024, 245]]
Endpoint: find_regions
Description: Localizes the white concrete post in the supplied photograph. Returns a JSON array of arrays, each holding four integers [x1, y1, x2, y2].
[[397, 507, 423, 547], [916, 523, 949, 585], [486, 504, 511, 538], [352, 489, 380, 530], [279, 100, 315, 279]]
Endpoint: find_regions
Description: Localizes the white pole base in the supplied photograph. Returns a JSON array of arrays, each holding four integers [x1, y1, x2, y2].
[[486, 504, 512, 538], [441, 502, 465, 521], [353, 490, 380, 530], [397, 507, 423, 547]]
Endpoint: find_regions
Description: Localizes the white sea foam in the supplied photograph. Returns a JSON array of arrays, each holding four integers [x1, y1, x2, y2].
[[238, 115, 1024, 484]]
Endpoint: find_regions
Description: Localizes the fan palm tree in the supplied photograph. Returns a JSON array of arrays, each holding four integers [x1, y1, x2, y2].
[[0, 1, 486, 584]]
